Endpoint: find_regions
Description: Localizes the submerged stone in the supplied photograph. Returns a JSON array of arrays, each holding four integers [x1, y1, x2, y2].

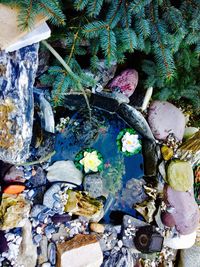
[[167, 160, 193, 191], [0, 43, 39, 164], [83, 173, 104, 198], [148, 101, 185, 141]]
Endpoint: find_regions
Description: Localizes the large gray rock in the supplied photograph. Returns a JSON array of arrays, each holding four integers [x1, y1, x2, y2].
[[148, 101, 185, 141], [0, 43, 39, 164]]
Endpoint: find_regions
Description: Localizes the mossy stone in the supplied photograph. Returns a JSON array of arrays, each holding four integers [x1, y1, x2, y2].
[[167, 160, 194, 191]]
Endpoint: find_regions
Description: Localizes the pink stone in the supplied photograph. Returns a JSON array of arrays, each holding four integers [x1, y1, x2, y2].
[[108, 69, 138, 97], [148, 101, 185, 141], [163, 185, 199, 235]]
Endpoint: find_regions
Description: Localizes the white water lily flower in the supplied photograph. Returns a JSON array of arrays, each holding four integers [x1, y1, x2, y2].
[[80, 151, 102, 173], [121, 132, 141, 153]]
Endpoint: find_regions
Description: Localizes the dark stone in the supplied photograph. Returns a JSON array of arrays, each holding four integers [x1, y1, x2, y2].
[[134, 226, 163, 253], [63, 93, 90, 111], [0, 230, 8, 253], [117, 103, 155, 140], [142, 139, 158, 177], [51, 213, 71, 224], [90, 92, 120, 113]]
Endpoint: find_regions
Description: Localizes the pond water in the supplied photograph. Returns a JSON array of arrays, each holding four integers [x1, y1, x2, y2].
[[53, 108, 144, 222]]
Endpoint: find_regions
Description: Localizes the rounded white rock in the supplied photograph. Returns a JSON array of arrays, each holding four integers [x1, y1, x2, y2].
[[42, 262, 51, 267], [164, 231, 196, 249]]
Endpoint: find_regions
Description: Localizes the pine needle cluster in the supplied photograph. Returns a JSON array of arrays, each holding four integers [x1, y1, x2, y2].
[[2, 0, 200, 110]]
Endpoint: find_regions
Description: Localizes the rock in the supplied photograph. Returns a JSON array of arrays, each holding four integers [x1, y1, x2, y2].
[[47, 161, 83, 185], [0, 43, 39, 164], [161, 145, 174, 161], [64, 190, 104, 222], [41, 263, 51, 267], [142, 139, 158, 176], [134, 226, 164, 253], [134, 199, 157, 223], [164, 231, 196, 249], [51, 224, 69, 242], [99, 225, 118, 251], [89, 59, 117, 93], [0, 194, 30, 230], [56, 234, 103, 267], [51, 213, 71, 224], [163, 185, 199, 235], [90, 92, 120, 113], [167, 160, 193, 191], [161, 212, 176, 228], [184, 127, 199, 140], [176, 130, 200, 166], [118, 103, 155, 140], [3, 165, 25, 183], [83, 174, 103, 198], [148, 101, 185, 141], [43, 184, 61, 209], [108, 69, 138, 97], [121, 178, 147, 208], [0, 231, 8, 253], [16, 219, 37, 267], [90, 223, 105, 233], [122, 215, 147, 249], [102, 247, 133, 267], [178, 245, 200, 267], [29, 166, 47, 204], [48, 242, 56, 265], [38, 236, 48, 265]]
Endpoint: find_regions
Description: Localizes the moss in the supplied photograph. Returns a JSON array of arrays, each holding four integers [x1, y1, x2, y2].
[[0, 99, 15, 149]]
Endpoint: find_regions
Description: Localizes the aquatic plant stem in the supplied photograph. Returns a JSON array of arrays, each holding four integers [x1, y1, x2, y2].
[[42, 40, 91, 120], [16, 151, 56, 166]]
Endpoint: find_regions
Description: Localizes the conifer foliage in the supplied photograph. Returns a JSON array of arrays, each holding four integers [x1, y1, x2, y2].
[[2, 0, 200, 110]]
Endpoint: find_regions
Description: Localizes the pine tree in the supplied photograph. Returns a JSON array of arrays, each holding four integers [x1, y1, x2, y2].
[[2, 0, 200, 110]]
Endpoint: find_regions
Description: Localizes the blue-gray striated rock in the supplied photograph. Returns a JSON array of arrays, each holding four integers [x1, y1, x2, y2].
[[102, 247, 133, 267], [0, 43, 39, 164]]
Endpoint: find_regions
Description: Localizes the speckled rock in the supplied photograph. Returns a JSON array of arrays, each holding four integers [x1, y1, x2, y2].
[[0, 43, 39, 164], [148, 101, 185, 141], [167, 160, 194, 191], [109, 69, 138, 97], [162, 185, 199, 235]]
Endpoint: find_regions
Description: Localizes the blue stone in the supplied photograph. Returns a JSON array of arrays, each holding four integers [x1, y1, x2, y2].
[[48, 242, 56, 265], [0, 43, 39, 164]]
